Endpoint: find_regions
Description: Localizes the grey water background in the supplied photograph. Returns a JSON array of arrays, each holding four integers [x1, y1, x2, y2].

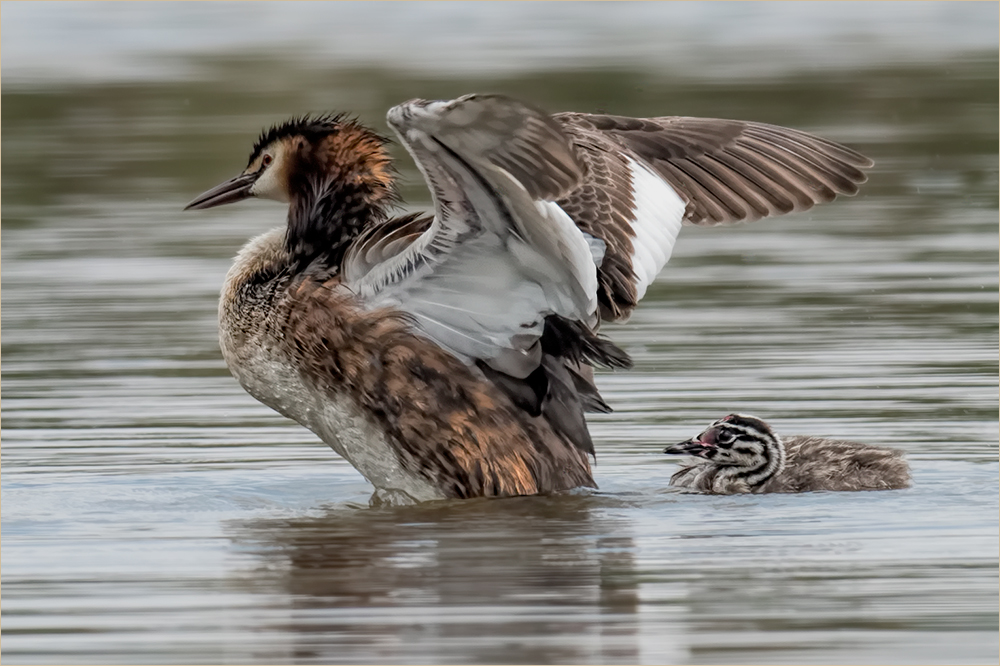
[[2, 2, 998, 663]]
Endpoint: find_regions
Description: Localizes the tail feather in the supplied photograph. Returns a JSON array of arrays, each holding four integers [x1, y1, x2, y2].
[[541, 315, 632, 370]]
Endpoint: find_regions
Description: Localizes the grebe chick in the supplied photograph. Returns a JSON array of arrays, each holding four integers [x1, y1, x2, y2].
[[664, 414, 911, 494], [185, 94, 872, 503]]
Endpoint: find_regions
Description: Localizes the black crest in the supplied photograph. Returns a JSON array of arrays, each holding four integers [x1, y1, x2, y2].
[[247, 113, 355, 167]]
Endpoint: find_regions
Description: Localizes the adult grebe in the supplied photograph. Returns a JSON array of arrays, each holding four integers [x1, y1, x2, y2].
[[185, 94, 872, 504], [664, 414, 911, 493]]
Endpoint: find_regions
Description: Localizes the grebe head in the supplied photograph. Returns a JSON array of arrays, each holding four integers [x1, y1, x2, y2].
[[664, 413, 779, 467], [185, 114, 395, 210], [185, 114, 397, 270]]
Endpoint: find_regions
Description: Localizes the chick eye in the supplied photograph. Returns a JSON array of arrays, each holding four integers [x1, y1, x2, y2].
[[717, 431, 737, 445], [261, 154, 273, 167]]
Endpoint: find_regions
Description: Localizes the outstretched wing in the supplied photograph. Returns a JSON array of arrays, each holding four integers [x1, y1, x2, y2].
[[342, 94, 604, 381], [341, 95, 872, 456], [554, 113, 874, 320]]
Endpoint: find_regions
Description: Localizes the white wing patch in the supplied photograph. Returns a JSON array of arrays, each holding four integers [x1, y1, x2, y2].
[[626, 157, 686, 301]]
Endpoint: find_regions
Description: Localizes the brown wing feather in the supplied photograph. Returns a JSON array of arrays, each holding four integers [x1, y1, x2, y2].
[[554, 124, 643, 320], [556, 112, 872, 226], [345, 212, 435, 277], [391, 94, 587, 202]]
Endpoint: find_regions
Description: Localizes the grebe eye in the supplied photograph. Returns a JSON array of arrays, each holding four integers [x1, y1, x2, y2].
[[718, 431, 736, 444], [261, 154, 273, 167]]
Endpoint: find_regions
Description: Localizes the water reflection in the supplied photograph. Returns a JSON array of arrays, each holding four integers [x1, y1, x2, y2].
[[229, 495, 656, 663]]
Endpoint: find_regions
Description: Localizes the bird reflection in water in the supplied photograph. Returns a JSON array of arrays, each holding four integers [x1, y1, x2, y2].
[[225, 495, 669, 663]]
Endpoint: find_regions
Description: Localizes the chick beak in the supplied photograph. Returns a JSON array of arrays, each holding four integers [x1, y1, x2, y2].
[[663, 437, 715, 458], [184, 171, 258, 210]]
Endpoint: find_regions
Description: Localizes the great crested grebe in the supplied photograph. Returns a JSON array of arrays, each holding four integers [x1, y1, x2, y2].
[[186, 93, 872, 504], [664, 414, 911, 493]]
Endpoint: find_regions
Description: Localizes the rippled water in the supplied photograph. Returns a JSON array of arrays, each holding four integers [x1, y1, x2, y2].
[[2, 4, 998, 664]]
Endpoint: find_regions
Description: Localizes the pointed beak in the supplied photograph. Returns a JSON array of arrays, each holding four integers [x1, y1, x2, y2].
[[663, 437, 714, 458], [184, 172, 258, 210]]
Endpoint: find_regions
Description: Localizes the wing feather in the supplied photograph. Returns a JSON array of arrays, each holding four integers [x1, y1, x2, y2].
[[553, 112, 873, 319], [343, 94, 602, 380]]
